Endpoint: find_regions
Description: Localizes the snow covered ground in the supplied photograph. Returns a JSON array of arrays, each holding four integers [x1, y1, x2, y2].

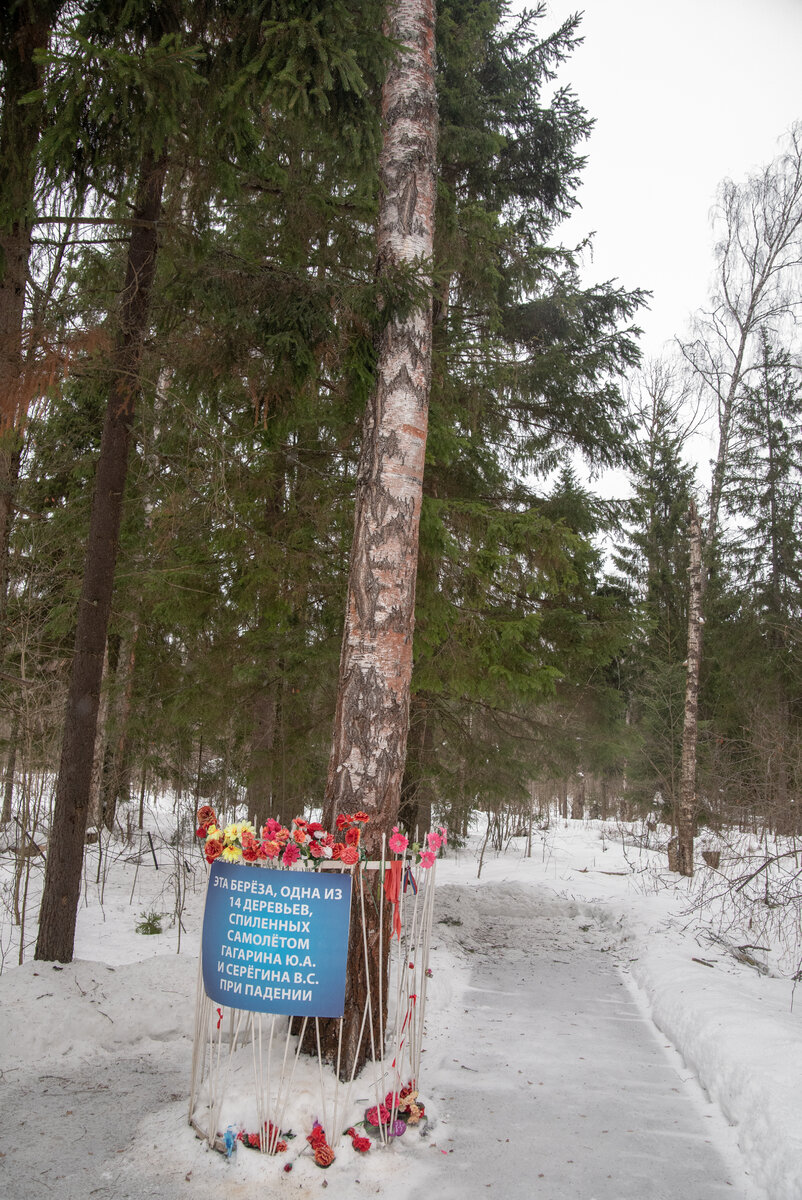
[[1, 816, 800, 1199]]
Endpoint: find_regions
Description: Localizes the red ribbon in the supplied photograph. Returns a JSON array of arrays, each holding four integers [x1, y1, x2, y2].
[[384, 861, 404, 940], [216, 1007, 223, 1030], [391, 994, 417, 1068]]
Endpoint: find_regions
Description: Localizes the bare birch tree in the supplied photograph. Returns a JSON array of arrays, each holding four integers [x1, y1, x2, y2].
[[676, 125, 802, 873]]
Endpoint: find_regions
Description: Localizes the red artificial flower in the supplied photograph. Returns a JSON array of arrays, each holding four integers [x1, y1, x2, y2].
[[345, 827, 361, 846], [339, 845, 359, 866], [307, 821, 324, 835], [293, 828, 308, 845], [308, 841, 324, 858], [242, 844, 258, 862], [365, 1104, 390, 1127], [353, 811, 370, 823], [330, 843, 343, 860], [282, 843, 301, 866], [307, 1122, 328, 1149], [262, 839, 279, 859], [314, 1145, 335, 1167], [205, 840, 223, 864], [197, 805, 216, 826], [352, 1135, 371, 1153], [336, 813, 352, 831], [293, 816, 308, 829]]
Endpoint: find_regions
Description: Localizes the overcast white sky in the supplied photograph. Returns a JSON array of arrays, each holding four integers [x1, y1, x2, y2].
[[542, 0, 802, 354]]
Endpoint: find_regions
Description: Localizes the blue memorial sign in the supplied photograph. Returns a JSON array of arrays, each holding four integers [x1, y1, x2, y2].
[[201, 862, 352, 1017]]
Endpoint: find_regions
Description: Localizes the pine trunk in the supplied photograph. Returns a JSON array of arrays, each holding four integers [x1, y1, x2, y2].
[[246, 683, 277, 830], [87, 643, 111, 829], [35, 155, 166, 963], [1, 711, 19, 825], [399, 694, 434, 835], [677, 501, 702, 877], [0, 6, 56, 630], [100, 621, 140, 833], [317, 0, 437, 1078]]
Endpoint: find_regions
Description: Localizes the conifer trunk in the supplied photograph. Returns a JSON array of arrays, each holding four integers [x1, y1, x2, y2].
[[35, 155, 166, 962], [677, 501, 702, 876], [0, 5, 57, 629], [246, 683, 277, 829], [318, 0, 437, 1078], [101, 622, 140, 833]]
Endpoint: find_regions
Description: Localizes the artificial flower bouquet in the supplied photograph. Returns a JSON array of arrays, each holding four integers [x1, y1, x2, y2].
[[196, 806, 447, 872], [195, 806, 369, 868], [364, 1083, 426, 1135]]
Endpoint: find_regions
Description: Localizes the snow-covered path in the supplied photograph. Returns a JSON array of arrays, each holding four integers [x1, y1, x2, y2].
[[1, 879, 765, 1200], [425, 883, 762, 1200]]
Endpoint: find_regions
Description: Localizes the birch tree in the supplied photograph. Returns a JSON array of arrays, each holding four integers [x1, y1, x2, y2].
[[682, 126, 802, 555], [676, 126, 802, 874], [323, 0, 438, 843], [678, 500, 702, 876]]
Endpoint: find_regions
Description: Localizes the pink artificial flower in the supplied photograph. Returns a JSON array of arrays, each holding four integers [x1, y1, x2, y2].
[[282, 842, 301, 866], [439, 825, 448, 845], [389, 826, 408, 854], [419, 849, 436, 869], [426, 831, 442, 853]]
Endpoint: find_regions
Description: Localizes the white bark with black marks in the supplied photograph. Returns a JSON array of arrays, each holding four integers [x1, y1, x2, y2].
[[324, 0, 437, 846], [678, 501, 702, 877]]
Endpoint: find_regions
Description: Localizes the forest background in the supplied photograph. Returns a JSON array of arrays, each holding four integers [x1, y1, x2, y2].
[[1, 0, 801, 965]]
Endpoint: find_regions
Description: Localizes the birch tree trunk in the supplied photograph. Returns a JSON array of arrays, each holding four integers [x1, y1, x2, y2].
[[35, 154, 166, 962], [677, 501, 702, 877], [316, 0, 437, 1079], [322, 0, 437, 844]]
